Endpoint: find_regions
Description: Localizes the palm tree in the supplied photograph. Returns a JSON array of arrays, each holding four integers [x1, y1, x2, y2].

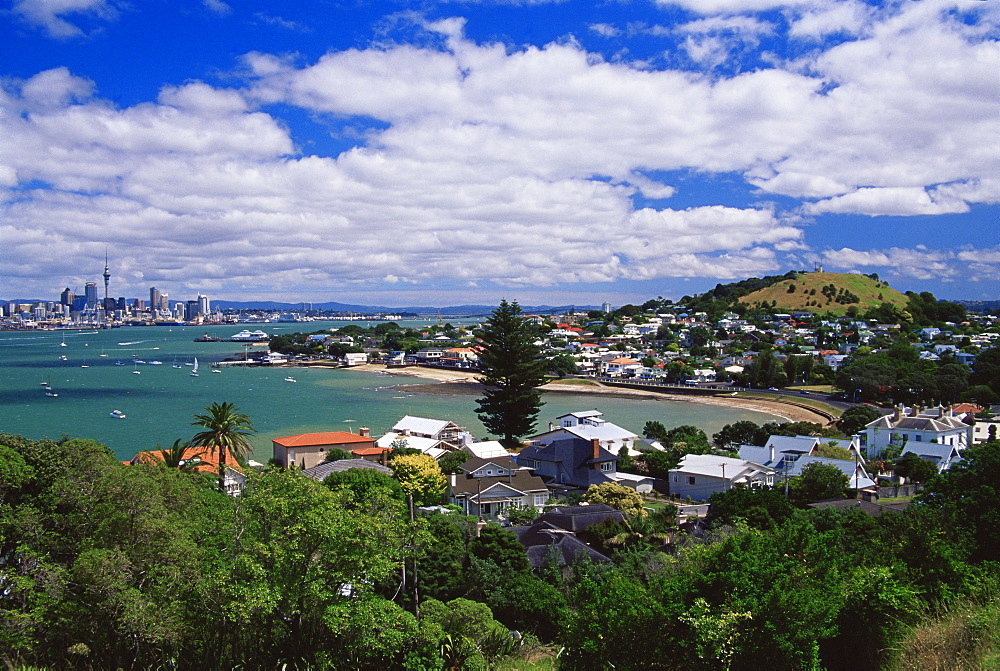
[[156, 438, 203, 472], [190, 401, 256, 493]]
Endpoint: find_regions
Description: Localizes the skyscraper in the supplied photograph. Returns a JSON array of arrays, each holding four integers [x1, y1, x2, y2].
[[60, 287, 75, 307], [197, 294, 209, 317], [84, 282, 98, 310], [149, 287, 160, 314]]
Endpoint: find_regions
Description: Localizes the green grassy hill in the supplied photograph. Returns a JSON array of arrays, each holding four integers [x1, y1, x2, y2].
[[738, 272, 908, 316]]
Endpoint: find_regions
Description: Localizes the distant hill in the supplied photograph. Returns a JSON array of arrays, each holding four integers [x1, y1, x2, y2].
[[737, 272, 908, 316], [957, 300, 1000, 314], [211, 301, 597, 316]]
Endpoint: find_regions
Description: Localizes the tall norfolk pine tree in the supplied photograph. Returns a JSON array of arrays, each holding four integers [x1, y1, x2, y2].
[[474, 299, 548, 448]]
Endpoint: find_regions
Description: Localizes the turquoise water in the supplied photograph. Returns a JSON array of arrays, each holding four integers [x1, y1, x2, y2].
[[0, 322, 775, 461]]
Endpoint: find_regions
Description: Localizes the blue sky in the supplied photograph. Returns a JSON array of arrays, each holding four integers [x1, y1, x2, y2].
[[2, 0, 999, 308]]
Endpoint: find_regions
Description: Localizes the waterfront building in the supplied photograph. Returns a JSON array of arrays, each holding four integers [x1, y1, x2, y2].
[[60, 287, 75, 306]]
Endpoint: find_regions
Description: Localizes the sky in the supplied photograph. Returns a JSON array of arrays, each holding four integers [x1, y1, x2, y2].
[[2, 0, 999, 308]]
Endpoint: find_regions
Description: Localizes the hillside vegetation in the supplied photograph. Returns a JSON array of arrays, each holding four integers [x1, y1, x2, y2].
[[738, 271, 908, 316]]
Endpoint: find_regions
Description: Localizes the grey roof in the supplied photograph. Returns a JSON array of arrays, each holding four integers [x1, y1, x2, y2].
[[764, 435, 818, 454], [450, 456, 548, 497], [784, 456, 876, 490], [517, 436, 619, 489], [301, 458, 393, 482], [511, 521, 612, 568], [534, 503, 625, 533]]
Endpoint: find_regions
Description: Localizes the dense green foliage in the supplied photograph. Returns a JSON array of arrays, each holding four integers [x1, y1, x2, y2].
[[474, 299, 548, 447], [4, 429, 1000, 669]]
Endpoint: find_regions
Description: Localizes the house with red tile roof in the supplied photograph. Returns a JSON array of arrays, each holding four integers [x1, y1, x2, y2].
[[272, 430, 377, 469], [129, 445, 246, 495]]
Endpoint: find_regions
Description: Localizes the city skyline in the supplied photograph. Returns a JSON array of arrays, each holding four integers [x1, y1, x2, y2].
[[3, 0, 999, 306]]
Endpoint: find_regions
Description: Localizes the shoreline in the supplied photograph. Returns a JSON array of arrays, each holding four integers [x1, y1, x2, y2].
[[344, 364, 834, 425]]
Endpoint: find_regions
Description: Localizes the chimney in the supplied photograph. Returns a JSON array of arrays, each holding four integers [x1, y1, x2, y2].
[[769, 443, 775, 465], [450, 473, 456, 487], [359, 426, 370, 438], [380, 449, 388, 467], [592, 438, 601, 469], [893, 405, 903, 422]]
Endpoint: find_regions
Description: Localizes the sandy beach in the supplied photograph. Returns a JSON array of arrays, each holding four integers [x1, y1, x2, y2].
[[347, 363, 835, 425]]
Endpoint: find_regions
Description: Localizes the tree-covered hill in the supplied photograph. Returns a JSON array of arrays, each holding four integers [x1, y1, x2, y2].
[[737, 271, 908, 316]]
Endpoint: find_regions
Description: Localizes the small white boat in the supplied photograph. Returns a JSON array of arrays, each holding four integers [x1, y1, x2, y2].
[[115, 361, 125, 366], [132, 370, 141, 375], [211, 369, 222, 374], [45, 391, 58, 397], [59, 355, 67, 361], [190, 358, 199, 377], [109, 409, 126, 419], [172, 363, 182, 369], [149, 361, 163, 365], [284, 376, 297, 382], [40, 382, 49, 386], [80, 365, 89, 368]]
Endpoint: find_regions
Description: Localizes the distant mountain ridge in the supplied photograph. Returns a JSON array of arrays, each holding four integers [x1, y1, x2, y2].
[[211, 301, 597, 316]]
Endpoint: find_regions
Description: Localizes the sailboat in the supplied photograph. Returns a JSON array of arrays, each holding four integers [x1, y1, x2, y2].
[[190, 358, 199, 377]]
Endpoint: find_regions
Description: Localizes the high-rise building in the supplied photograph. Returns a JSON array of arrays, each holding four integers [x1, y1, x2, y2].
[[60, 287, 75, 306], [197, 294, 209, 317], [185, 300, 199, 321], [84, 282, 98, 310], [149, 288, 160, 314]]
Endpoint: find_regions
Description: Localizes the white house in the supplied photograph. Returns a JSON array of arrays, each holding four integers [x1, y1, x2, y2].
[[859, 406, 973, 459], [342, 352, 368, 366], [531, 411, 641, 456], [669, 455, 775, 501]]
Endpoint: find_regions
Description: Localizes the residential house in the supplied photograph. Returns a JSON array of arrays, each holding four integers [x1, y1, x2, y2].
[[375, 432, 452, 460], [511, 521, 613, 568], [300, 458, 393, 482], [391, 415, 466, 444], [448, 456, 549, 518], [412, 348, 446, 362], [530, 410, 640, 457], [510, 503, 625, 568], [740, 434, 862, 470], [602, 356, 643, 377], [129, 445, 246, 495], [271, 430, 377, 469], [668, 454, 775, 501], [972, 416, 1000, 444], [516, 436, 619, 489], [782, 455, 877, 491], [897, 443, 964, 474], [859, 405, 973, 459], [462, 440, 512, 460]]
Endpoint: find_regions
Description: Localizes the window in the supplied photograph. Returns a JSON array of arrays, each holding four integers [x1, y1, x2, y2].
[[688, 476, 696, 485], [600, 461, 614, 472], [915, 435, 922, 442]]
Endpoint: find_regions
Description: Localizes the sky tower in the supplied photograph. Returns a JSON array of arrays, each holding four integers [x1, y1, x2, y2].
[[103, 250, 111, 303]]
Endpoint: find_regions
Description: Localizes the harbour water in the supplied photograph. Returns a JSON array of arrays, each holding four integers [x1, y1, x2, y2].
[[0, 322, 775, 461]]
